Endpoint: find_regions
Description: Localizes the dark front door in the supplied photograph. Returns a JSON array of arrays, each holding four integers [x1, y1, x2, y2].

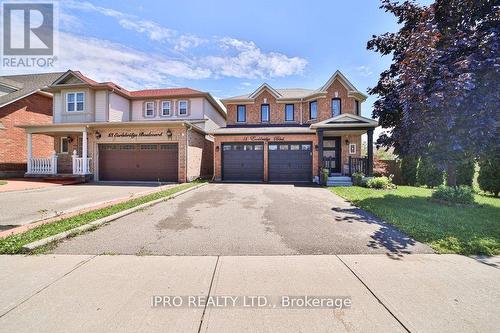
[[268, 142, 312, 182], [99, 143, 178, 182], [222, 143, 264, 181], [322, 137, 341, 174]]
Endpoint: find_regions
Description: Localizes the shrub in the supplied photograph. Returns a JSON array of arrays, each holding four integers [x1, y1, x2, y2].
[[366, 176, 394, 189], [401, 156, 418, 185], [351, 172, 364, 186], [417, 157, 444, 188], [478, 157, 500, 197], [431, 185, 475, 205], [455, 159, 475, 186]]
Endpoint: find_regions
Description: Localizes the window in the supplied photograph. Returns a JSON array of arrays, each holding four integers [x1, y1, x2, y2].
[[355, 100, 360, 116], [60, 137, 69, 153], [269, 144, 278, 151], [161, 101, 171, 116], [285, 104, 294, 121], [237, 105, 246, 122], [145, 102, 155, 117], [332, 98, 341, 116], [66, 92, 85, 112], [349, 143, 357, 154], [178, 100, 188, 115], [261, 104, 270, 122], [290, 144, 300, 150], [309, 101, 317, 120]]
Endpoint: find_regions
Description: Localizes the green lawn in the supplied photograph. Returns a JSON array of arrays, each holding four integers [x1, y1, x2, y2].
[[0, 181, 7, 186], [0, 181, 205, 254], [330, 186, 500, 255]]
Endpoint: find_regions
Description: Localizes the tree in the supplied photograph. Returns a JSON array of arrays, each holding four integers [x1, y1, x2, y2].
[[478, 157, 500, 197], [368, 0, 499, 186], [401, 156, 418, 185], [455, 158, 475, 186], [417, 157, 444, 188]]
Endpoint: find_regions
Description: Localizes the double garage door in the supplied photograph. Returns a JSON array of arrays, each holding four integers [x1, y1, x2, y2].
[[99, 143, 178, 182], [222, 142, 312, 182]]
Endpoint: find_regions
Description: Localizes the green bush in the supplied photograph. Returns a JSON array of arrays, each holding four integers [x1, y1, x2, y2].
[[417, 157, 444, 188], [478, 157, 500, 197], [400, 156, 418, 185], [351, 172, 365, 186], [455, 159, 475, 186], [431, 185, 475, 205], [366, 176, 394, 189]]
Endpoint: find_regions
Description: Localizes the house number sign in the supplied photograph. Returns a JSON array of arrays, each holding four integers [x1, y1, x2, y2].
[[243, 136, 285, 142]]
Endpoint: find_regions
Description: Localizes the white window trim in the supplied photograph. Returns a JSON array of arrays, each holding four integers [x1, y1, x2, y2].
[[144, 101, 155, 118], [161, 100, 171, 117], [349, 143, 357, 155], [178, 100, 188, 116], [66, 92, 85, 113], [60, 137, 69, 154]]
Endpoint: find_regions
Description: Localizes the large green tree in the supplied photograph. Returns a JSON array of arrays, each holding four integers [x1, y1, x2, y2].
[[368, 0, 499, 185]]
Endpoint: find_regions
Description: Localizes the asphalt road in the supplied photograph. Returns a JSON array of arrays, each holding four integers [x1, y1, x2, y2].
[[50, 183, 433, 255]]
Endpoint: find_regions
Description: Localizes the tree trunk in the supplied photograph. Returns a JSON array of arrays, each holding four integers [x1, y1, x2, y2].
[[446, 162, 457, 187]]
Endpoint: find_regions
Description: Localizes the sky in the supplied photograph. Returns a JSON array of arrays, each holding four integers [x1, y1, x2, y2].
[[4, 0, 432, 120]]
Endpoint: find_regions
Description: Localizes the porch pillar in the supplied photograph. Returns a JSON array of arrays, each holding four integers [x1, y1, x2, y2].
[[82, 129, 88, 174], [317, 129, 324, 183], [367, 128, 374, 176], [27, 133, 32, 173]]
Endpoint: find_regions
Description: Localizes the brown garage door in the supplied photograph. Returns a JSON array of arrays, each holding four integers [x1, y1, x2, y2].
[[99, 143, 178, 182]]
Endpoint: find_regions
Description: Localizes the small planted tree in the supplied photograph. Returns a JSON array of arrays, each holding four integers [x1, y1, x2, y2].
[[455, 158, 475, 186], [401, 156, 418, 186], [417, 157, 443, 188], [478, 157, 499, 197]]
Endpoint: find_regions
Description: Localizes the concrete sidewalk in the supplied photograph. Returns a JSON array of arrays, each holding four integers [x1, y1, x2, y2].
[[0, 254, 498, 332]]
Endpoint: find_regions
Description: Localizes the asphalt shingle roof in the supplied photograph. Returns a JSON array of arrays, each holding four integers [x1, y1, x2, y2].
[[0, 72, 65, 107]]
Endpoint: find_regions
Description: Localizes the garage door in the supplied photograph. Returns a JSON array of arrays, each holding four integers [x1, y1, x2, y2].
[[99, 143, 178, 182], [222, 143, 264, 181], [268, 142, 312, 182]]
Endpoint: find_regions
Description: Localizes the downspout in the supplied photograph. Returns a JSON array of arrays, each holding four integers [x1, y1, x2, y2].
[[185, 122, 192, 183]]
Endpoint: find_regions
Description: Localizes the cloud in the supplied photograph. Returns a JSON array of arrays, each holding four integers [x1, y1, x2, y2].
[[355, 65, 373, 77], [61, 1, 307, 79]]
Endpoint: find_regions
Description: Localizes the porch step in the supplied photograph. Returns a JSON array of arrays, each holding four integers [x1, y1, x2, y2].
[[327, 176, 353, 187]]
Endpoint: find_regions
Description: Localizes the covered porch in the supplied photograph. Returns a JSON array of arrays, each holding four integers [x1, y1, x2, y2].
[[20, 124, 93, 179], [311, 114, 378, 181]]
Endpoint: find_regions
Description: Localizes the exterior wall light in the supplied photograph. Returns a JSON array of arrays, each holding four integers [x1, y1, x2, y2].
[[315, 144, 319, 151], [215, 146, 220, 152], [95, 131, 101, 139], [166, 129, 172, 137], [345, 139, 350, 146]]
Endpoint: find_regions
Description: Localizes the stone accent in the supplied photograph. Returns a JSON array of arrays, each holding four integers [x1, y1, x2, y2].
[[0, 94, 53, 176]]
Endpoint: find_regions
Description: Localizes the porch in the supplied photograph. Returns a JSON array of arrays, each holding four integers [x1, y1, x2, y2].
[[23, 125, 93, 179]]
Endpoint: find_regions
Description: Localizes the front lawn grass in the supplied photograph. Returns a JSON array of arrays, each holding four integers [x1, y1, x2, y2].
[[0, 181, 205, 254], [0, 181, 7, 185], [330, 186, 500, 255]]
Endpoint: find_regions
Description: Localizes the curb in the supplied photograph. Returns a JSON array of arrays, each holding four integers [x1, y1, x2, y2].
[[21, 182, 207, 252]]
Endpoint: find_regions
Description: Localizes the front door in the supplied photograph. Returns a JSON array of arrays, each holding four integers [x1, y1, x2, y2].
[[322, 137, 341, 175]]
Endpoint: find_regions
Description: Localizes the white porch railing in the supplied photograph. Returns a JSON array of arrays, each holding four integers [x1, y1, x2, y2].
[[72, 150, 92, 175], [27, 151, 57, 175]]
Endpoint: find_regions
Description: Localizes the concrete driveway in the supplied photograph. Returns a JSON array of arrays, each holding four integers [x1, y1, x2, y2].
[[0, 183, 168, 228], [50, 183, 432, 255]]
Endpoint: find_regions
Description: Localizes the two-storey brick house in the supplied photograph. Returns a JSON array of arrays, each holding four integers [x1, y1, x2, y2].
[[18, 70, 226, 183], [212, 71, 378, 183]]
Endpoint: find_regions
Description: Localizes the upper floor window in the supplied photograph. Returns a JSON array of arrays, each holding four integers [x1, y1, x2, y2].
[[332, 98, 341, 116], [237, 105, 246, 122], [355, 100, 360, 116], [161, 101, 171, 116], [285, 104, 294, 121], [309, 101, 317, 120], [178, 100, 188, 115], [261, 104, 270, 123], [145, 101, 155, 117], [66, 92, 85, 112]]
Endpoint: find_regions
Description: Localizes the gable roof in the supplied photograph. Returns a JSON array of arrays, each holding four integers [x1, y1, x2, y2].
[[309, 113, 378, 129], [222, 70, 368, 104], [0, 72, 65, 108], [129, 88, 203, 97]]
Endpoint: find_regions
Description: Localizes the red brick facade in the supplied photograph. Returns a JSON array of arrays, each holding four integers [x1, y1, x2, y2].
[[0, 94, 53, 176]]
